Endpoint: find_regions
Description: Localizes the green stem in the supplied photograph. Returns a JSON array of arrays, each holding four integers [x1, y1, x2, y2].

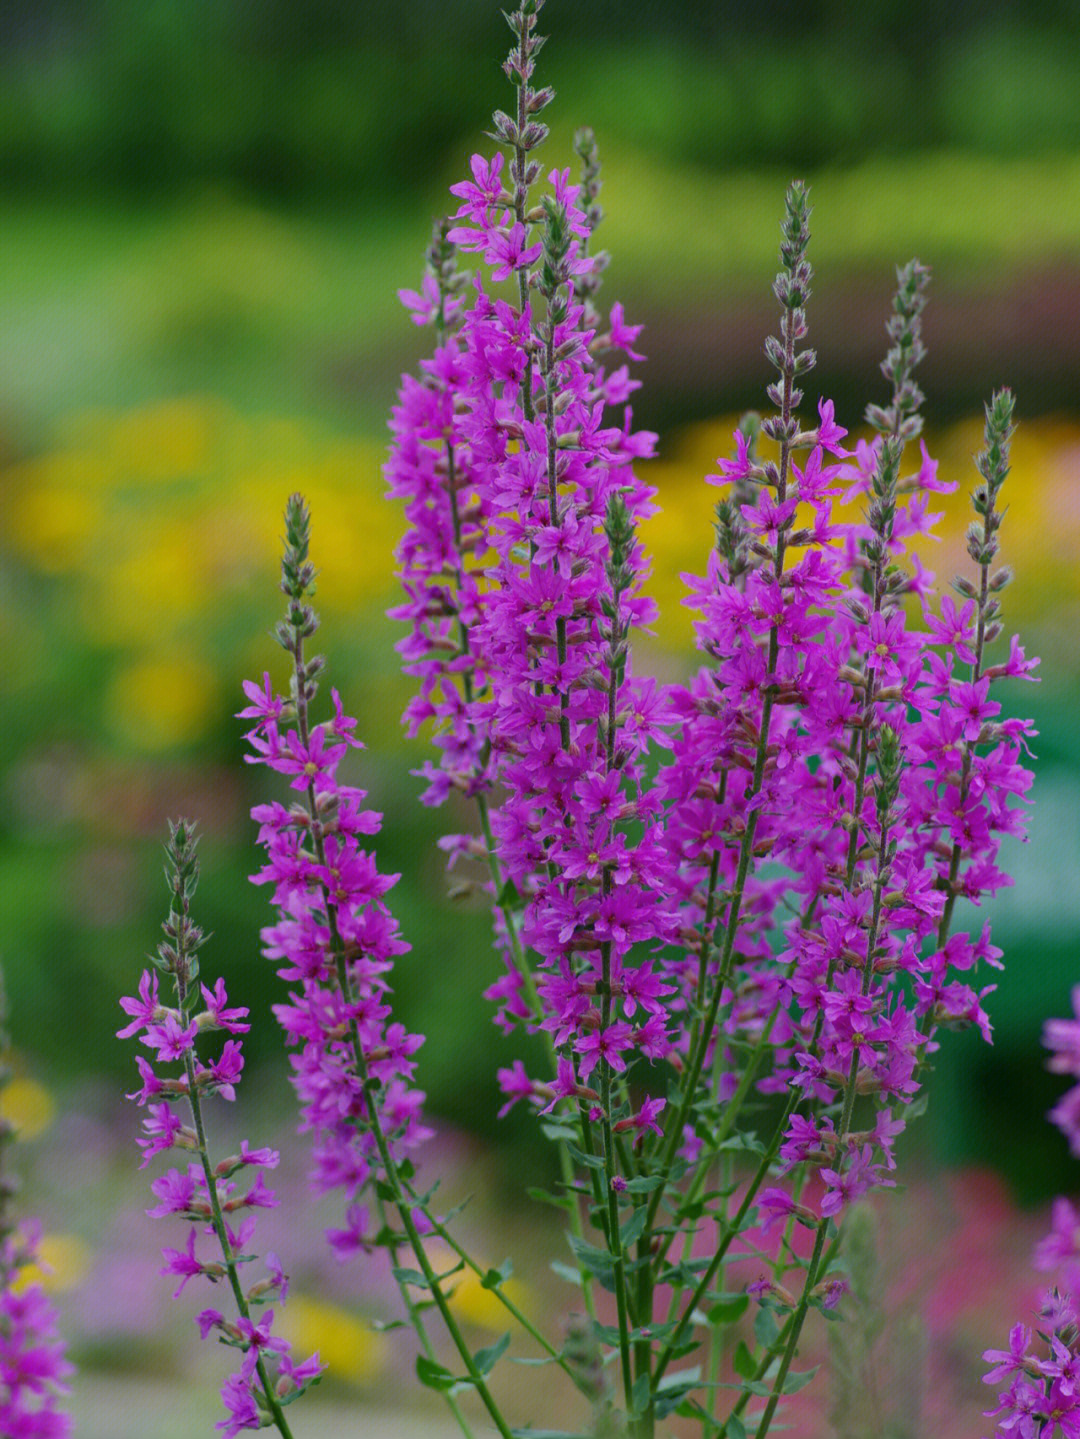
[[179, 1020, 295, 1439], [378, 1195, 477, 1439], [651, 1084, 799, 1388], [402, 1184, 589, 1390]]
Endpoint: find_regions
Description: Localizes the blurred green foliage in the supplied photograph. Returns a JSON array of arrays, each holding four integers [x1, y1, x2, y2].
[[3, 1, 1080, 198]]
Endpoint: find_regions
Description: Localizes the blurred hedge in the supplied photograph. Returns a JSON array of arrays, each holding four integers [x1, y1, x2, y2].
[[3, 1, 1080, 199]]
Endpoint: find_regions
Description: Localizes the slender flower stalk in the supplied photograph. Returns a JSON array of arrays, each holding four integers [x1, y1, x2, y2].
[[243, 495, 518, 1439], [119, 821, 321, 1437]]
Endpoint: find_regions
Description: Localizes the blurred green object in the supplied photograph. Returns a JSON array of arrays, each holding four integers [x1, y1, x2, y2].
[[4, 2, 1080, 197]]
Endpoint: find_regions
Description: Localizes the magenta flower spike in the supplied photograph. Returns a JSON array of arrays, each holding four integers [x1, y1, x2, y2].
[[120, 820, 321, 1436], [240, 495, 430, 1260], [981, 979, 1080, 1434], [375, 7, 1038, 1435]]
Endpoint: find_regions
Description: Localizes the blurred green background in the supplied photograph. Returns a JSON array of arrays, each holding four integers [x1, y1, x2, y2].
[[1, 1, 1078, 1429]]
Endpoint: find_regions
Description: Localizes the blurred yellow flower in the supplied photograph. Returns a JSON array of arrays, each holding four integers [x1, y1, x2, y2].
[[274, 1293, 388, 1387], [2, 395, 412, 747], [445, 1265, 532, 1330], [422, 1241, 533, 1331], [13, 1232, 91, 1294], [106, 656, 219, 752], [0, 1076, 56, 1138], [10, 473, 104, 574]]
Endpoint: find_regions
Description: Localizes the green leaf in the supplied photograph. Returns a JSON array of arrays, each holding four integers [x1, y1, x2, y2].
[[659, 1258, 710, 1288], [480, 1260, 513, 1290], [653, 1367, 702, 1420], [497, 877, 524, 912], [623, 1174, 663, 1194], [439, 1194, 472, 1225], [727, 1416, 747, 1439], [753, 1305, 779, 1348], [565, 1141, 606, 1170], [657, 1365, 701, 1393], [541, 1121, 578, 1144], [416, 1355, 456, 1391], [630, 1371, 651, 1416], [370, 1318, 408, 1332], [707, 1294, 749, 1325], [634, 1319, 680, 1342], [566, 1233, 616, 1279], [675, 1196, 705, 1223], [526, 1186, 573, 1210], [782, 1364, 820, 1395], [474, 1332, 511, 1377], [654, 1390, 691, 1419], [510, 1431, 589, 1439], [619, 1205, 649, 1249], [392, 1267, 430, 1290], [550, 1260, 583, 1287], [673, 1398, 711, 1424], [732, 1340, 756, 1380]]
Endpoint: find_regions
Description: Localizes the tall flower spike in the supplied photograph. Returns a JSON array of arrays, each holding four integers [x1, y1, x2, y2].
[[243, 495, 429, 1260], [383, 10, 1038, 1430], [120, 821, 321, 1437], [0, 967, 73, 1439]]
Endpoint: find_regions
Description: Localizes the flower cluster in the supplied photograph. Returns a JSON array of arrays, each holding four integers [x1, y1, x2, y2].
[[672, 261, 1038, 1253], [981, 994, 1080, 1435], [240, 494, 430, 1262], [0, 971, 72, 1439], [381, 2, 1037, 1431], [119, 820, 321, 1436], [0, 1223, 73, 1439], [80, 4, 1039, 1435], [387, 1, 678, 1120]]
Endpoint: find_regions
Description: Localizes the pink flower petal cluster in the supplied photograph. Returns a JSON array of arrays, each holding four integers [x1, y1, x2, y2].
[[241, 677, 432, 1260], [391, 144, 1037, 1339], [980, 976, 1080, 1431], [390, 142, 684, 1107], [120, 822, 320, 1432], [0, 1222, 73, 1438]]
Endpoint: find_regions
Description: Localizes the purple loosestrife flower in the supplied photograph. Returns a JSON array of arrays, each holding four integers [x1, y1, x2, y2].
[[120, 821, 320, 1436], [982, 986, 1080, 1433], [643, 212, 1033, 1439], [381, 9, 1036, 1434], [672, 246, 1034, 1273], [241, 495, 430, 1262], [390, 5, 676, 1121], [0, 972, 73, 1439]]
